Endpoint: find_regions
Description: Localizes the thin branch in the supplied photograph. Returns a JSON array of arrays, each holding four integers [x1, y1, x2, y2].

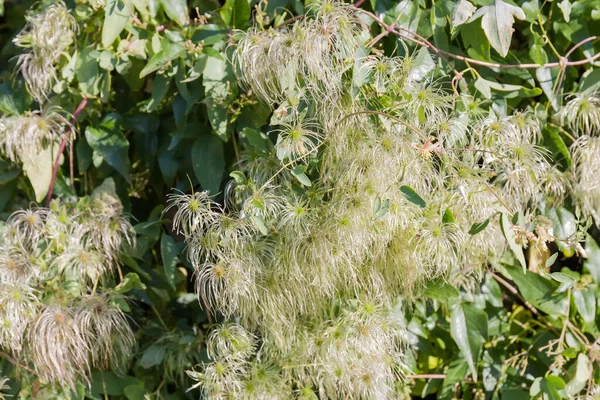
[[0, 351, 35, 374], [46, 98, 88, 206], [408, 374, 446, 379], [490, 271, 539, 316], [357, 9, 599, 70], [277, 14, 303, 27], [69, 137, 75, 191]]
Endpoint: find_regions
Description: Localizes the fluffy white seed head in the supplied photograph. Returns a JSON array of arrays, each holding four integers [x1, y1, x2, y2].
[[13, 1, 76, 101]]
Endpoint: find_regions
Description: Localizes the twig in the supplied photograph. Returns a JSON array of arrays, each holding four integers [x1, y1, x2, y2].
[[357, 9, 600, 70], [46, 98, 88, 206], [277, 14, 303, 27], [69, 137, 75, 191], [231, 131, 241, 163], [151, 305, 169, 330], [408, 374, 446, 379], [0, 351, 35, 374], [101, 370, 109, 400], [490, 271, 539, 316]]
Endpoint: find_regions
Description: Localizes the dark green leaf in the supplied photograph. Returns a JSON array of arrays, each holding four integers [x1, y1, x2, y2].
[[191, 135, 225, 194], [450, 302, 488, 380], [584, 235, 600, 283], [400, 185, 426, 208], [140, 345, 166, 368], [573, 288, 596, 324], [115, 272, 147, 294], [229, 171, 247, 185], [505, 265, 568, 315], [140, 39, 185, 78], [543, 126, 571, 169], [160, 233, 179, 289], [220, 0, 250, 29], [159, 0, 188, 27], [85, 113, 131, 182], [469, 218, 490, 235], [123, 385, 147, 400]]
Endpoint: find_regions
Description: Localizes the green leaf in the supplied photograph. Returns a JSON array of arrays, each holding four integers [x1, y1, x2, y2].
[[471, 0, 526, 57], [0, 82, 29, 115], [547, 207, 576, 241], [536, 67, 558, 111], [580, 69, 600, 93], [250, 215, 268, 235], [102, 0, 129, 47], [203, 55, 235, 140], [451, 0, 476, 29], [220, 0, 250, 29], [442, 208, 455, 224], [543, 126, 571, 169], [115, 272, 146, 294], [85, 113, 131, 182], [123, 385, 147, 400], [120, 254, 151, 280], [90, 373, 141, 396], [500, 212, 527, 271], [159, 0, 188, 27], [529, 33, 548, 65], [505, 265, 568, 315], [469, 218, 490, 235], [191, 135, 225, 194], [21, 143, 59, 203], [540, 376, 566, 400], [400, 185, 426, 208], [584, 235, 600, 283], [291, 165, 312, 187], [573, 288, 596, 324], [140, 345, 166, 368], [77, 48, 102, 97], [450, 302, 488, 380], [229, 171, 247, 185], [423, 279, 460, 302], [557, 0, 572, 22], [144, 73, 171, 112], [545, 252, 558, 268], [140, 39, 185, 78], [565, 354, 590, 396], [160, 233, 179, 289]]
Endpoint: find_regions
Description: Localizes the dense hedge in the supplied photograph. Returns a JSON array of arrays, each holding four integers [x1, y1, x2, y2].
[[0, 0, 599, 398]]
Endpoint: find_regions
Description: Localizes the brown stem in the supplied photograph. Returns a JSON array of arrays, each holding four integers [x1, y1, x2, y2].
[[46, 98, 88, 206], [490, 271, 539, 316], [408, 374, 447, 379], [278, 14, 303, 27], [358, 9, 600, 70], [0, 350, 35, 374], [69, 137, 75, 191]]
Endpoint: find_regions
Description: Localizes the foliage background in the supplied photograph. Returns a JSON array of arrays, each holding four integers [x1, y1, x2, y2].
[[0, 0, 599, 398]]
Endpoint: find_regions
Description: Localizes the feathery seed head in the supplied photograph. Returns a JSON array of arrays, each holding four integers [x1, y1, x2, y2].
[[560, 91, 600, 136], [13, 1, 76, 101]]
